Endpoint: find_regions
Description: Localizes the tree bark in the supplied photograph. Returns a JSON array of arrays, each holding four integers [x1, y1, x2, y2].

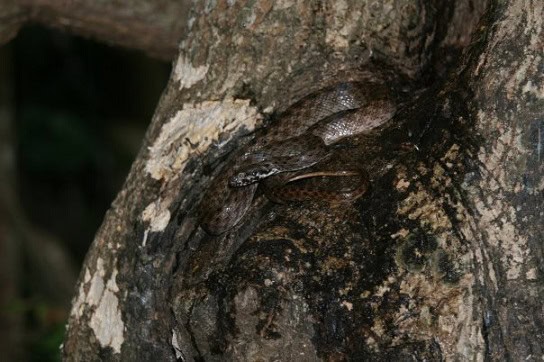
[[19, 0, 539, 360]]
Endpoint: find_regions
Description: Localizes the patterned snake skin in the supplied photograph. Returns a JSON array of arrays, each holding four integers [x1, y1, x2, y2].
[[199, 82, 396, 234]]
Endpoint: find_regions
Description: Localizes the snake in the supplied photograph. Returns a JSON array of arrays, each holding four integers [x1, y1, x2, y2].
[[199, 81, 396, 235], [262, 169, 371, 204]]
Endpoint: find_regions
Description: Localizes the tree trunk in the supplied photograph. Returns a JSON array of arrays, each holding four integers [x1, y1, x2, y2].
[[35, 0, 542, 360]]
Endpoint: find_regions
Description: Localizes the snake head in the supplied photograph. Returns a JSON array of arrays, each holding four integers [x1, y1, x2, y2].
[[229, 163, 281, 187]]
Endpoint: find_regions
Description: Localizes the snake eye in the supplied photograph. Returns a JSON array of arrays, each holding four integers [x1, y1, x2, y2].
[[230, 170, 259, 187], [229, 161, 282, 188], [229, 173, 247, 187]]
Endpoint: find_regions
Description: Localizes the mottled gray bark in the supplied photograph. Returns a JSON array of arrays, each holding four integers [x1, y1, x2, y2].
[[14, 0, 536, 360]]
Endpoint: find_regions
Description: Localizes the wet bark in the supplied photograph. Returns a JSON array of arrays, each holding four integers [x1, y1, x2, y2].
[[13, 0, 537, 360]]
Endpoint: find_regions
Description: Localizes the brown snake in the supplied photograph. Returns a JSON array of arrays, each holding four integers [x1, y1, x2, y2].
[[199, 82, 396, 234]]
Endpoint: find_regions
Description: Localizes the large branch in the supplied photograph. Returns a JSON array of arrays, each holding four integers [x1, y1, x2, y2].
[[460, 1, 544, 357], [1, 0, 190, 60]]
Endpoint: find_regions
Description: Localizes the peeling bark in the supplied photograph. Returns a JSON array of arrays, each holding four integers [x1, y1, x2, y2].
[[54, 0, 544, 360]]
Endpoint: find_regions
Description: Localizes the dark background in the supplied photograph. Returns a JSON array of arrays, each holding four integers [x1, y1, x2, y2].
[[9, 26, 170, 360]]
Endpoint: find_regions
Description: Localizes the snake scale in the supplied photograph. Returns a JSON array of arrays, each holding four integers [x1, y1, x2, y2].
[[199, 81, 396, 235]]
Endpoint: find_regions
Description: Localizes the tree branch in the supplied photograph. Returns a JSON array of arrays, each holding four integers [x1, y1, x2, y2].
[[1, 0, 190, 60]]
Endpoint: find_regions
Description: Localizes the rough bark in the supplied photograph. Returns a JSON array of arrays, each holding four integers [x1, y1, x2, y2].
[[49, 0, 543, 360]]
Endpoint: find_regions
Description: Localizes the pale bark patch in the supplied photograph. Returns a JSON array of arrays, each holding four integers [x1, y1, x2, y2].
[[173, 56, 209, 90], [69, 258, 124, 354], [171, 329, 184, 360], [398, 189, 453, 231], [89, 268, 123, 353], [325, 0, 358, 50], [140, 200, 172, 246], [142, 200, 172, 232], [472, 124, 531, 281], [146, 99, 261, 181]]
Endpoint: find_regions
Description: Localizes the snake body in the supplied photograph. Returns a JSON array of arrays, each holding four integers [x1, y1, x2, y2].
[[199, 82, 396, 235], [263, 169, 370, 204]]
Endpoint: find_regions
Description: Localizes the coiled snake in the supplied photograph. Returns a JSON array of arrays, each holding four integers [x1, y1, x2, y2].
[[199, 82, 396, 234]]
